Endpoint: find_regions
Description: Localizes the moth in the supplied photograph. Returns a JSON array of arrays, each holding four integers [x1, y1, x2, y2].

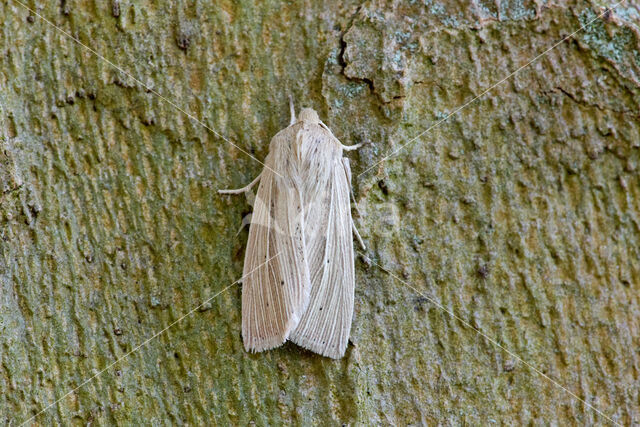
[[220, 101, 364, 358]]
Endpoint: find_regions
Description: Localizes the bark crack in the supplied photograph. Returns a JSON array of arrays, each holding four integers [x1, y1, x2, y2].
[[546, 86, 638, 117], [338, 26, 376, 97]]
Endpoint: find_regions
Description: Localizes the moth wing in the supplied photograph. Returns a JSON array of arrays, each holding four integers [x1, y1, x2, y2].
[[242, 154, 310, 353], [290, 155, 355, 359]]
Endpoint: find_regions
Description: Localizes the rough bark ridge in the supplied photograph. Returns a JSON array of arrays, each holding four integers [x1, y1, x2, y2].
[[1, 0, 639, 424]]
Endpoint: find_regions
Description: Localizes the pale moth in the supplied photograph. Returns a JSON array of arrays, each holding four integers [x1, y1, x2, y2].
[[220, 100, 365, 359]]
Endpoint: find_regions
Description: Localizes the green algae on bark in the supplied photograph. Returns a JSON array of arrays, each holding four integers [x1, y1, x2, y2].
[[1, 0, 639, 425]]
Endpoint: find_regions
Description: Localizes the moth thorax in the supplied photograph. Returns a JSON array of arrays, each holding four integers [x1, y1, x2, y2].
[[298, 108, 320, 124]]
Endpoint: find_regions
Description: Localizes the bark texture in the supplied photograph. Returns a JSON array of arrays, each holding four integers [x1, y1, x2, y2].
[[2, 0, 640, 425]]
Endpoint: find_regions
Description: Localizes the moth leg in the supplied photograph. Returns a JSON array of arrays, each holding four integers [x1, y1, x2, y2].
[[218, 172, 262, 194], [352, 220, 366, 250], [341, 157, 366, 249], [236, 213, 252, 236], [318, 120, 364, 153], [289, 95, 296, 126], [341, 142, 364, 151]]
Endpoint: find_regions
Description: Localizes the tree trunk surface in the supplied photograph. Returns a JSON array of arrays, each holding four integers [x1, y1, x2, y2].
[[1, 0, 639, 425]]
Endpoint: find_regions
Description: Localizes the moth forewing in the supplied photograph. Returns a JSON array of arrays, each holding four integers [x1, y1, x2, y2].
[[286, 129, 354, 357], [220, 106, 360, 358], [239, 135, 311, 353]]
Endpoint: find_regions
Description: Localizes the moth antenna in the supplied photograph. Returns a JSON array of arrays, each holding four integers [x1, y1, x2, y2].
[[289, 94, 296, 126]]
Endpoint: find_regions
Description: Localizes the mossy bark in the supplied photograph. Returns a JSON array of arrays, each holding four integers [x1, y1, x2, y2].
[[2, 0, 639, 425]]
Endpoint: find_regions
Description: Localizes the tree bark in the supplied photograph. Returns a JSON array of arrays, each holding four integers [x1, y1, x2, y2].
[[1, 0, 639, 424]]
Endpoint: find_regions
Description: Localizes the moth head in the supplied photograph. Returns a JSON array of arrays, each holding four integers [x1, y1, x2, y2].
[[298, 108, 320, 124]]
